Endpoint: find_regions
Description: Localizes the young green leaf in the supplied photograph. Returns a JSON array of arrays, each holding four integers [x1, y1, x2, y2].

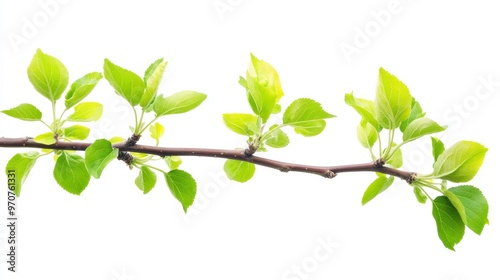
[[357, 119, 377, 149], [382, 143, 402, 168], [103, 58, 145, 106], [165, 169, 197, 213], [54, 153, 91, 195], [431, 137, 445, 163], [222, 113, 258, 136], [224, 159, 255, 183], [447, 185, 489, 235], [432, 196, 465, 250], [344, 92, 380, 130], [413, 186, 427, 204], [361, 176, 394, 205], [433, 141, 488, 182], [165, 156, 182, 170], [65, 72, 103, 109], [283, 98, 335, 136], [27, 49, 69, 102], [5, 151, 39, 196], [2, 103, 42, 121], [402, 118, 446, 143], [399, 97, 425, 132], [443, 190, 467, 225], [109, 136, 124, 144], [67, 102, 103, 122], [149, 122, 165, 143], [84, 139, 119, 179], [265, 125, 289, 148], [142, 58, 167, 108], [135, 165, 157, 194], [375, 68, 412, 129], [34, 132, 56, 145], [153, 91, 207, 116], [63, 125, 90, 140]]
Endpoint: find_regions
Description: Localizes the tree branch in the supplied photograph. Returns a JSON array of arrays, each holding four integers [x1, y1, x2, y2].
[[0, 137, 416, 183]]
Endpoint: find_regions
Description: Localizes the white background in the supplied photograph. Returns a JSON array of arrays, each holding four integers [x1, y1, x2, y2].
[[1, 0, 499, 279]]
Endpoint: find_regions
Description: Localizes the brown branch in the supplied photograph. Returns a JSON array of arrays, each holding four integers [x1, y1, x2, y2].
[[0, 137, 416, 183]]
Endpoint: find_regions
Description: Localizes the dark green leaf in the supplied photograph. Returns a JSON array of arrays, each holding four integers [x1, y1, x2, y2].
[[84, 139, 119, 179], [67, 102, 103, 122], [54, 153, 90, 195], [344, 92, 380, 130], [222, 113, 258, 136], [447, 185, 489, 235], [361, 176, 394, 205], [402, 118, 446, 142], [153, 91, 207, 116], [6, 151, 39, 196], [27, 49, 68, 102], [135, 165, 157, 194], [433, 141, 488, 182], [224, 159, 255, 182], [165, 169, 197, 213], [103, 58, 145, 106], [432, 196, 465, 250], [283, 98, 335, 136], [375, 68, 412, 129], [65, 72, 103, 109], [2, 103, 42, 121], [63, 125, 90, 140]]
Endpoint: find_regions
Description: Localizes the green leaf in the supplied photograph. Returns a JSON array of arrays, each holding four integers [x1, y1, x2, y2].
[[63, 125, 90, 140], [109, 136, 124, 144], [375, 68, 412, 129], [447, 185, 489, 235], [5, 152, 39, 196], [84, 139, 119, 179], [433, 141, 488, 182], [165, 156, 182, 170], [400, 97, 425, 132], [344, 92, 380, 130], [224, 159, 255, 183], [64, 72, 103, 109], [357, 119, 377, 149], [265, 125, 289, 148], [383, 143, 402, 168], [54, 153, 90, 195], [103, 58, 145, 106], [361, 176, 394, 205], [27, 49, 69, 102], [283, 98, 335, 137], [402, 118, 446, 142], [149, 122, 164, 142], [431, 137, 445, 163], [34, 132, 56, 145], [165, 169, 197, 213], [432, 196, 465, 250], [222, 113, 258, 136], [142, 58, 167, 108], [2, 103, 42, 121], [153, 91, 207, 116], [413, 186, 427, 204], [244, 53, 283, 123], [135, 166, 157, 194], [443, 190, 467, 225], [67, 102, 103, 122]]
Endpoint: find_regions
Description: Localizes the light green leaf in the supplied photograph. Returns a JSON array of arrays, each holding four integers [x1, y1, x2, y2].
[[400, 97, 425, 132], [142, 58, 167, 108], [431, 137, 445, 163], [2, 103, 42, 121], [443, 190, 467, 225], [344, 92, 380, 130], [375, 68, 412, 129], [265, 125, 289, 148], [5, 151, 39, 196], [383, 143, 402, 168], [34, 132, 56, 145], [403, 118, 446, 142], [103, 58, 145, 106], [149, 122, 164, 142], [63, 125, 90, 140], [135, 165, 157, 194], [433, 141, 488, 182], [222, 113, 258, 136], [361, 176, 394, 205], [67, 102, 103, 122], [165, 169, 197, 213], [153, 91, 207, 116], [65, 72, 103, 109], [109, 136, 124, 144], [54, 153, 90, 195], [432, 196, 465, 250], [165, 156, 182, 170], [283, 98, 335, 137], [357, 119, 377, 149], [224, 159, 255, 183], [27, 49, 69, 102], [447, 185, 489, 235], [84, 139, 119, 179], [413, 186, 427, 204]]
